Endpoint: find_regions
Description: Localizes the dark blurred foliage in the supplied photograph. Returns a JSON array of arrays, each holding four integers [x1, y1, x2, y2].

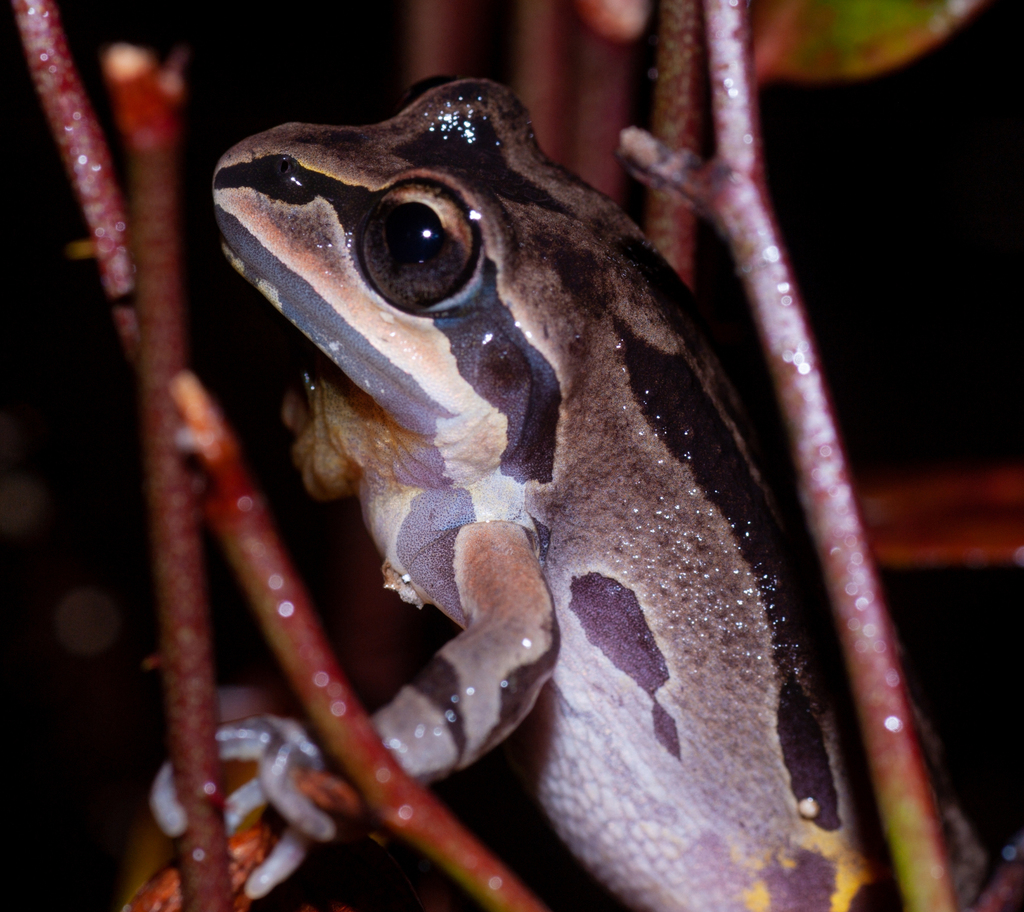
[[1, 2, 1020, 911]]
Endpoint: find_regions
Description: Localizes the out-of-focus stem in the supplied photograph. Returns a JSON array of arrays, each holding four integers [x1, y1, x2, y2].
[[858, 461, 1024, 570], [645, 0, 704, 287], [510, 0, 573, 163], [569, 24, 639, 205], [103, 45, 232, 912], [12, 0, 133, 302], [399, 0, 494, 88], [171, 372, 553, 912]]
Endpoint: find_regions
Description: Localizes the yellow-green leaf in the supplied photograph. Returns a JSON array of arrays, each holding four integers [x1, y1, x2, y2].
[[753, 0, 996, 84]]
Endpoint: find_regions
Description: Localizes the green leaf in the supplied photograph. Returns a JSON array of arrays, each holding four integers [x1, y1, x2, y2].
[[753, 0, 996, 84]]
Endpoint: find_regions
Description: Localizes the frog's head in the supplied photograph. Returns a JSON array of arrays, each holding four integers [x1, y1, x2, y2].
[[213, 78, 686, 497]]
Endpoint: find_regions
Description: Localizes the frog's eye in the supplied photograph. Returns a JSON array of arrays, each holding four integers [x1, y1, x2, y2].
[[360, 182, 479, 312]]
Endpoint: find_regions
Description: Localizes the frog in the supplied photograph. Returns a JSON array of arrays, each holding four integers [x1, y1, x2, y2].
[[201, 77, 898, 912]]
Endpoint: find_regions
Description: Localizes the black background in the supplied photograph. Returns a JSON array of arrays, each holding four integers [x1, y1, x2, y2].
[[1, 2, 1021, 909]]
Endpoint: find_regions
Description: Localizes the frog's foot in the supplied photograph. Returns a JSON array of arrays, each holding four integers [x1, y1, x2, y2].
[[149, 715, 336, 898]]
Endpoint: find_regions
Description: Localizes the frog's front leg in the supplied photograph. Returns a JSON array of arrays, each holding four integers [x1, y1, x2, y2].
[[376, 519, 559, 782]]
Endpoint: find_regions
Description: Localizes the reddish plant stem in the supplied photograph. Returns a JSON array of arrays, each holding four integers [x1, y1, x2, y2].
[[645, 0, 705, 287], [859, 461, 1024, 570], [12, 0, 133, 304], [102, 46, 232, 912], [399, 0, 494, 88], [619, 1, 959, 908], [509, 0, 573, 164], [170, 372, 552, 912], [569, 23, 640, 205]]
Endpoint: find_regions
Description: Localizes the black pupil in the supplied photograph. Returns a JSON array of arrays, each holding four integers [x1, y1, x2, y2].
[[385, 203, 445, 264]]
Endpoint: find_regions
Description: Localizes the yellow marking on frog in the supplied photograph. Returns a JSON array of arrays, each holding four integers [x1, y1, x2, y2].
[[742, 880, 770, 912], [732, 825, 881, 912], [800, 827, 882, 912]]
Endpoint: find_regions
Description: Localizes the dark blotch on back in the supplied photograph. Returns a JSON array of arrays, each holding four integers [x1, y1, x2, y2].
[[435, 261, 561, 483], [615, 313, 808, 679], [569, 573, 680, 759], [777, 675, 840, 830], [761, 848, 836, 912]]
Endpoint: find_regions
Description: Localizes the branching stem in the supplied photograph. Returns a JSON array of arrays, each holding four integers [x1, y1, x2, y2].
[[620, 1, 960, 909]]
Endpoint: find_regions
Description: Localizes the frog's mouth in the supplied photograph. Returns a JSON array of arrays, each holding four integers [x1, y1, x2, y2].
[[215, 210, 452, 440]]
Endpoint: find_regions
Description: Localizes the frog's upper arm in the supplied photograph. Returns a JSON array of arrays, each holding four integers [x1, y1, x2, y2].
[[375, 519, 557, 781]]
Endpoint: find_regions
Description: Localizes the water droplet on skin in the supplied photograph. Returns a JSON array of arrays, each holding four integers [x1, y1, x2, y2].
[[798, 797, 820, 819]]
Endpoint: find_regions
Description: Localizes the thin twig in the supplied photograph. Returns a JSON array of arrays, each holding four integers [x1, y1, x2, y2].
[[170, 371, 554, 912], [618, 1, 960, 908], [12, 0, 133, 303], [103, 45, 232, 912]]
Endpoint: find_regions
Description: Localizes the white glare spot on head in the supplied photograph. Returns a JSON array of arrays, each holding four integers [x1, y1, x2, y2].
[[192, 848, 205, 862], [54, 586, 121, 656], [885, 669, 900, 687], [764, 246, 780, 263], [277, 600, 294, 617], [777, 282, 790, 293], [77, 154, 87, 165], [314, 671, 329, 688], [797, 363, 810, 374], [376, 767, 391, 783], [522, 638, 532, 649], [884, 715, 903, 733], [398, 804, 413, 820], [465, 686, 475, 695], [331, 700, 346, 716], [203, 781, 217, 795], [743, 133, 753, 144], [469, 210, 482, 221], [489, 877, 503, 890], [481, 332, 493, 345]]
